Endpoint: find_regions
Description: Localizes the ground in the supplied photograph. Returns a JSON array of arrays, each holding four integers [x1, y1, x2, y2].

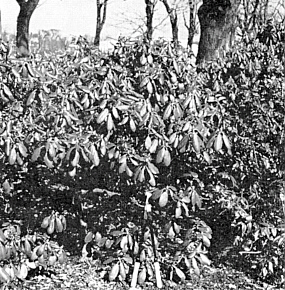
[[0, 171, 283, 290]]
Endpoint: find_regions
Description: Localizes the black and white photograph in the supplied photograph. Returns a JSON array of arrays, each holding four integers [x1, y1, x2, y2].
[[0, 1, 284, 289]]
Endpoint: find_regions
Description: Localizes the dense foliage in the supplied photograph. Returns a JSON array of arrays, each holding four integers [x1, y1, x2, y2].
[[0, 221, 66, 286], [0, 22, 285, 288]]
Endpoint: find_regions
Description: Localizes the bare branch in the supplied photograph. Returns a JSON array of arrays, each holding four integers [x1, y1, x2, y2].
[[160, 0, 179, 45]]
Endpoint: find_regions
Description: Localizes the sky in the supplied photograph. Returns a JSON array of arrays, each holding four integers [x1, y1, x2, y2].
[[1, 1, 283, 50], [1, 0, 143, 36], [0, 0, 196, 49]]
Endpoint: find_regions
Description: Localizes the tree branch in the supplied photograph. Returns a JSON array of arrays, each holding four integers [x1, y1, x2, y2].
[[16, 0, 39, 10], [183, 12, 189, 30], [161, 0, 171, 15], [101, 0, 108, 26], [92, 188, 120, 197]]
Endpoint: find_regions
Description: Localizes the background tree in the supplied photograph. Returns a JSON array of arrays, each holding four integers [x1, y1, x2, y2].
[[196, 0, 241, 64], [0, 10, 2, 37], [145, 0, 158, 41], [187, 0, 198, 48], [94, 0, 108, 47], [160, 0, 179, 45], [239, 0, 271, 35], [183, 0, 199, 48], [16, 0, 39, 57]]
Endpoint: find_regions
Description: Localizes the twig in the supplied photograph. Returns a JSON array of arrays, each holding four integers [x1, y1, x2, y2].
[[92, 188, 119, 197], [239, 251, 262, 254]]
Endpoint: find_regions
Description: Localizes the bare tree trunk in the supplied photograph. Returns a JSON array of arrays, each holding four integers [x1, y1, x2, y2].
[[196, 0, 240, 64], [94, 0, 108, 47], [161, 0, 179, 46], [188, 0, 196, 48], [145, 0, 156, 41], [0, 10, 2, 37], [16, 0, 39, 57]]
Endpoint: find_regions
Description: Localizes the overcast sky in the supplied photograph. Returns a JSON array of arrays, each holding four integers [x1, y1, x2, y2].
[[1, 0, 196, 48]]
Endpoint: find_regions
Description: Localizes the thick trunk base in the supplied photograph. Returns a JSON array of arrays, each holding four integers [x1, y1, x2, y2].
[[17, 15, 30, 57], [16, 0, 39, 57], [196, 0, 240, 64]]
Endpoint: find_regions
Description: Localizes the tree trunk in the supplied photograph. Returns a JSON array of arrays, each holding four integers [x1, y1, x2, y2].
[[161, 0, 179, 46], [170, 12, 178, 46], [196, 0, 240, 64], [94, 0, 108, 47], [145, 0, 156, 41], [187, 0, 196, 48], [0, 10, 2, 37], [16, 0, 39, 57]]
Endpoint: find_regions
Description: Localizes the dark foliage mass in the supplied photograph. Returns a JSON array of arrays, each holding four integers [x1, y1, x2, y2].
[[0, 22, 285, 288]]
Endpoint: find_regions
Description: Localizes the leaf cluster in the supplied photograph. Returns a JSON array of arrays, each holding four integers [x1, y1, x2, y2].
[[0, 22, 285, 286]]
